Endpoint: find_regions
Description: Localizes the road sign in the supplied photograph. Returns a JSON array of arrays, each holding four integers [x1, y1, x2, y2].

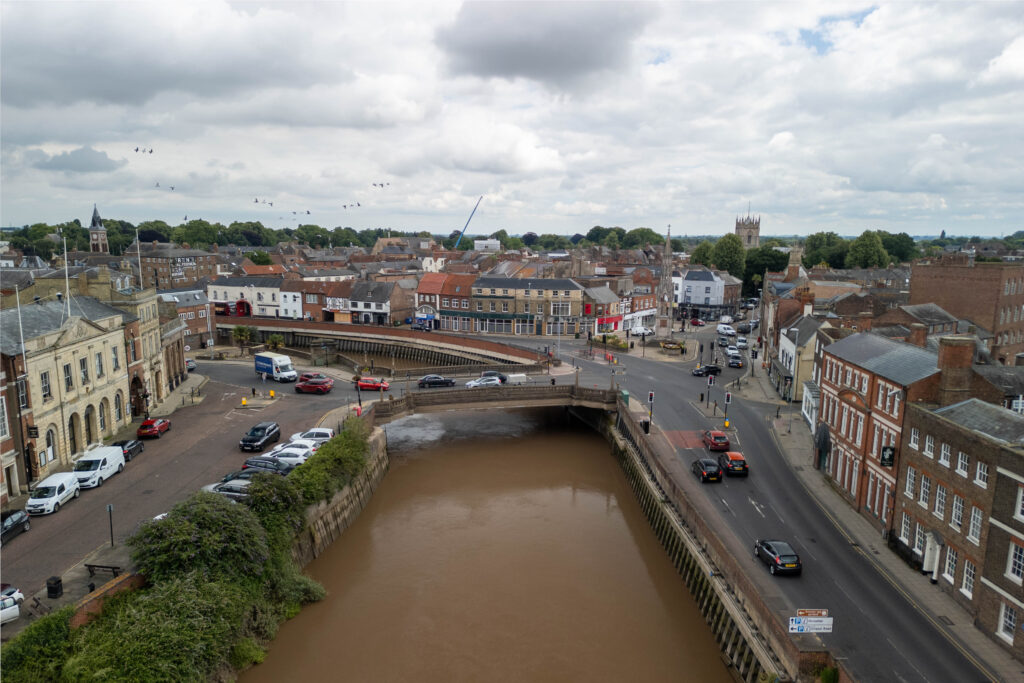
[[788, 616, 834, 633], [797, 609, 829, 617]]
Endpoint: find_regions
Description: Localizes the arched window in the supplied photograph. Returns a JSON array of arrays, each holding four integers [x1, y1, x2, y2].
[[99, 403, 107, 432], [114, 393, 123, 422], [68, 416, 78, 455]]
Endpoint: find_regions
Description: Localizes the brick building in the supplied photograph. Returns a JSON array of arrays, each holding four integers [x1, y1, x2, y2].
[[893, 399, 1024, 660], [910, 253, 1024, 364], [159, 290, 213, 349], [131, 242, 218, 290]]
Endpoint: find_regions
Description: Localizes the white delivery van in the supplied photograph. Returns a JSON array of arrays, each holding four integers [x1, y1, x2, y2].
[[25, 472, 80, 515], [73, 445, 126, 489], [254, 352, 298, 382], [506, 373, 531, 385], [717, 324, 736, 336], [719, 315, 734, 325]]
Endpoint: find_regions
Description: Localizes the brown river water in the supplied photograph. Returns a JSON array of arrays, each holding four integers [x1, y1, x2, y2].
[[243, 409, 730, 683]]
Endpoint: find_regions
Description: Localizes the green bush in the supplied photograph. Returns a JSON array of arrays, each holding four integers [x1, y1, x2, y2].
[[820, 667, 839, 683], [229, 637, 266, 669], [287, 418, 369, 505], [246, 472, 305, 551], [0, 605, 75, 682], [127, 491, 269, 585]]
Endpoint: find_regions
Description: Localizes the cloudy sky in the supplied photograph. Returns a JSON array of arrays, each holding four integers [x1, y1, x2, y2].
[[2, 1, 1022, 238]]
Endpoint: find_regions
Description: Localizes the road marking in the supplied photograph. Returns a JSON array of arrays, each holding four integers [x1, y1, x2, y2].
[[748, 497, 766, 518], [835, 579, 864, 614], [720, 497, 735, 516]]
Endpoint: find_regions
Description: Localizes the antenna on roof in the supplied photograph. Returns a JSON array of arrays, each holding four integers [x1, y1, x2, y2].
[[62, 236, 71, 323]]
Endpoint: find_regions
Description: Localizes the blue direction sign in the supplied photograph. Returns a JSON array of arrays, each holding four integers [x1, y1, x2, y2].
[[788, 616, 834, 633]]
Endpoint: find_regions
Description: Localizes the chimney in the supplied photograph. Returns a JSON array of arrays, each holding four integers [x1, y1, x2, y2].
[[937, 336, 974, 407], [212, 243, 219, 253], [800, 290, 814, 317], [909, 323, 927, 348], [857, 312, 873, 331]]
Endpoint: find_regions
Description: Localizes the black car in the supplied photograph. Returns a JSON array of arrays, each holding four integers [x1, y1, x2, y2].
[[736, 322, 752, 333], [0, 510, 31, 546], [418, 374, 456, 388], [410, 323, 431, 332], [691, 365, 722, 377], [242, 456, 296, 475], [754, 539, 803, 576], [112, 439, 145, 462], [691, 458, 722, 483], [239, 422, 281, 452], [480, 371, 507, 384]]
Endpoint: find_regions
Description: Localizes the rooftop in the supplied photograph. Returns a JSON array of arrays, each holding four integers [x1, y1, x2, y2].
[[934, 398, 1024, 447], [824, 332, 940, 386]]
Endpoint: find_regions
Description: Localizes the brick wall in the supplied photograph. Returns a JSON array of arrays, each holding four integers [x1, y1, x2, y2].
[[70, 572, 147, 629]]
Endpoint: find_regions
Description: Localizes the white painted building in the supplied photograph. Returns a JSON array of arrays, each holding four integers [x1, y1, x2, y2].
[[207, 276, 285, 317]]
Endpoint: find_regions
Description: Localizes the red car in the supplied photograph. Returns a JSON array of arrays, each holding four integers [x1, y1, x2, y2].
[[137, 418, 171, 439], [356, 377, 389, 391], [690, 318, 706, 326], [702, 429, 730, 451], [299, 372, 329, 383], [295, 377, 334, 394]]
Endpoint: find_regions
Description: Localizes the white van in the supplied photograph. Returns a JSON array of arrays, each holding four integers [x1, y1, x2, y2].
[[717, 324, 736, 336], [73, 446, 126, 489], [506, 373, 531, 385], [25, 472, 80, 515], [719, 315, 734, 325]]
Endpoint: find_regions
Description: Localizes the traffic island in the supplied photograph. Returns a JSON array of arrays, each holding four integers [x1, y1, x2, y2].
[[239, 389, 279, 409]]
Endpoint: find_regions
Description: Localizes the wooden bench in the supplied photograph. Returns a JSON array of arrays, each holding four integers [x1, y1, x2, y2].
[[84, 563, 121, 577]]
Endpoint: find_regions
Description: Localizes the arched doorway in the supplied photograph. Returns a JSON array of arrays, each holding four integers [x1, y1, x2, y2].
[[68, 414, 80, 456], [130, 376, 145, 417], [84, 405, 96, 446], [99, 399, 109, 435]]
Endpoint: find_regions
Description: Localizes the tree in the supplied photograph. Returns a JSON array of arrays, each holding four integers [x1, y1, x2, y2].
[[266, 333, 285, 350], [845, 231, 890, 268], [690, 240, 714, 266], [622, 227, 664, 249], [743, 246, 790, 296], [248, 251, 272, 266], [537, 234, 572, 250], [569, 233, 585, 244], [521, 232, 538, 246], [878, 231, 918, 263], [232, 325, 251, 349], [803, 231, 849, 268], [712, 233, 746, 277], [295, 224, 330, 248]]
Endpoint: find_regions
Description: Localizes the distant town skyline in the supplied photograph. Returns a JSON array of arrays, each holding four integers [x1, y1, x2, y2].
[[2, 2, 1022, 237]]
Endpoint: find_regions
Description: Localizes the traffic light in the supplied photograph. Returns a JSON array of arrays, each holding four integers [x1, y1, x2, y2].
[[648, 391, 654, 403], [725, 392, 732, 404], [708, 375, 715, 386]]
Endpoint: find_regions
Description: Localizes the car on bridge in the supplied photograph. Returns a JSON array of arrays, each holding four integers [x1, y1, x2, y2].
[[702, 429, 730, 451], [691, 458, 722, 483], [418, 374, 456, 388], [295, 377, 334, 394], [692, 365, 722, 377], [356, 377, 389, 391], [137, 418, 171, 439], [754, 539, 802, 576], [480, 370, 507, 384], [466, 376, 502, 388], [410, 322, 432, 331]]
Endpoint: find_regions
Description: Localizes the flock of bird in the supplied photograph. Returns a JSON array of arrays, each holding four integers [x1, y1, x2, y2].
[[130, 145, 393, 224]]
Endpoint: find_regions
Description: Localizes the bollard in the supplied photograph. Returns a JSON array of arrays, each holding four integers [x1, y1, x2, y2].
[[269, 389, 275, 399], [242, 397, 248, 406], [700, 392, 704, 403]]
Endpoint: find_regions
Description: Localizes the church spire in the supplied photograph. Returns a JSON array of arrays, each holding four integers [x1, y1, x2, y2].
[[90, 203, 103, 230]]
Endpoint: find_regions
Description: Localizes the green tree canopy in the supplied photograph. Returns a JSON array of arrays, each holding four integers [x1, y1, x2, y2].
[[248, 250, 272, 265], [171, 219, 221, 247], [845, 231, 890, 268], [295, 224, 330, 248], [521, 232, 538, 246], [878, 231, 918, 263], [622, 227, 664, 249], [712, 233, 746, 277], [690, 240, 714, 266], [802, 231, 849, 268], [743, 246, 790, 296]]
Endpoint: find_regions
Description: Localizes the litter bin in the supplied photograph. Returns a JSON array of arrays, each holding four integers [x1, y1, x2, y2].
[[642, 420, 651, 434], [47, 575, 63, 599]]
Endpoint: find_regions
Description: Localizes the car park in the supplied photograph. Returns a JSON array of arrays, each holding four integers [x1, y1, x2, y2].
[[25, 472, 80, 515], [702, 429, 730, 451], [202, 479, 252, 503], [295, 377, 334, 394], [0, 510, 31, 546], [73, 446, 125, 489], [736, 337, 748, 349], [112, 439, 144, 461], [466, 376, 502, 388], [217, 469, 280, 483], [691, 458, 722, 483], [480, 370, 507, 383], [269, 440, 317, 458], [691, 365, 722, 377], [356, 377, 390, 391], [185, 358, 197, 371], [728, 357, 744, 368], [243, 456, 296, 475], [137, 418, 171, 439], [290, 427, 335, 443], [754, 539, 803, 576], [418, 374, 456, 388], [239, 421, 281, 452], [718, 451, 749, 476]]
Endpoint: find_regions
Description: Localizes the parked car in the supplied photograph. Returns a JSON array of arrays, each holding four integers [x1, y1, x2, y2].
[[269, 440, 317, 458], [290, 427, 335, 443], [73, 446, 125, 488], [728, 357, 744, 369], [263, 448, 309, 467], [1, 596, 20, 625], [632, 326, 654, 336], [299, 372, 329, 383], [25, 472, 80, 515], [0, 510, 31, 546], [702, 429, 730, 451], [218, 469, 281, 483], [410, 322, 431, 331], [185, 358, 197, 371], [295, 377, 334, 394], [202, 479, 252, 503], [239, 421, 281, 452], [137, 418, 171, 439], [112, 439, 145, 462], [1, 585, 25, 604], [418, 374, 456, 388], [689, 318, 706, 326], [737, 322, 752, 333], [243, 456, 296, 475], [691, 365, 722, 377], [356, 377, 390, 391], [480, 370, 507, 384], [691, 458, 722, 483], [718, 451, 749, 476], [736, 337, 748, 349], [466, 376, 503, 388], [754, 539, 803, 576]]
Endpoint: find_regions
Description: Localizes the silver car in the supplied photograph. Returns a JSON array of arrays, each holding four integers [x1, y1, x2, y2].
[[466, 376, 502, 388]]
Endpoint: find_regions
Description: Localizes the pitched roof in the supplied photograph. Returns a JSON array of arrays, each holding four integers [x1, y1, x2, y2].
[[934, 399, 1024, 447], [417, 272, 446, 295], [824, 332, 940, 386], [973, 365, 1024, 397], [0, 297, 129, 354], [900, 303, 958, 327], [473, 276, 584, 291], [159, 291, 210, 306], [242, 264, 287, 275], [209, 276, 284, 288], [440, 273, 477, 296], [584, 286, 619, 304], [784, 316, 822, 346], [350, 281, 394, 303]]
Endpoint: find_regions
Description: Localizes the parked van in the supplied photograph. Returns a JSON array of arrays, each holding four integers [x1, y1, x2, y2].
[[719, 315, 734, 325], [73, 445, 126, 489], [25, 472, 80, 515], [506, 373, 531, 385], [717, 324, 736, 336]]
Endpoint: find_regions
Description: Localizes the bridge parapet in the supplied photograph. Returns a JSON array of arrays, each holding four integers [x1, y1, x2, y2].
[[371, 385, 617, 423]]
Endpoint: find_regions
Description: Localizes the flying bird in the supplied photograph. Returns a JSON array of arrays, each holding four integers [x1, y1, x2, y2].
[[356, 203, 360, 207], [184, 215, 188, 221], [148, 148, 153, 154], [154, 182, 159, 187], [306, 210, 311, 214], [134, 147, 139, 152], [254, 197, 259, 203], [169, 186, 175, 191]]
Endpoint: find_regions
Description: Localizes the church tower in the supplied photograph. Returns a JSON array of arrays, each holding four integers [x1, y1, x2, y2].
[[89, 204, 109, 253], [735, 211, 760, 248], [656, 228, 674, 336]]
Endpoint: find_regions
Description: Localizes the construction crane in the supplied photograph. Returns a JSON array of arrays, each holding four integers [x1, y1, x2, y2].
[[454, 195, 483, 249]]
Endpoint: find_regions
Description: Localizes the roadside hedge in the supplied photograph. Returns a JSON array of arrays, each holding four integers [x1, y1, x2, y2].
[[0, 416, 371, 680]]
